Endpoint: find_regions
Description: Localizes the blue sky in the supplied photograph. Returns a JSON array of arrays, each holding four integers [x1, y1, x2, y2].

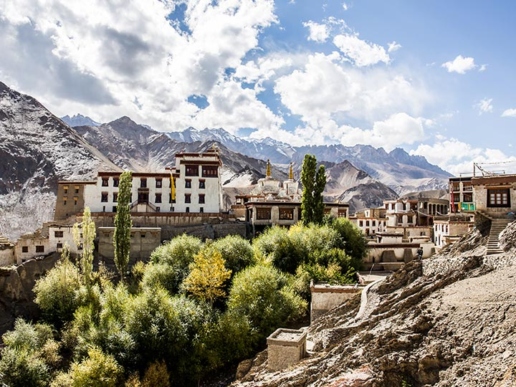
[[1, 0, 515, 175]]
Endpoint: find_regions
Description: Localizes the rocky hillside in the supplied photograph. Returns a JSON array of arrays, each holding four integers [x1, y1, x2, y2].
[[0, 82, 119, 240], [233, 222, 516, 386]]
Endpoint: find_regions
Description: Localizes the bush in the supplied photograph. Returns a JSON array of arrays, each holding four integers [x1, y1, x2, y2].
[[141, 262, 178, 295], [183, 245, 231, 304], [34, 257, 82, 328], [227, 265, 307, 340], [253, 227, 301, 273], [149, 235, 203, 292], [123, 288, 208, 384], [0, 319, 58, 387], [326, 217, 368, 268], [67, 347, 123, 387], [212, 235, 255, 275]]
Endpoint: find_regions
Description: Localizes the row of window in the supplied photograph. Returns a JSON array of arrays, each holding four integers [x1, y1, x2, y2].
[[256, 208, 295, 220], [63, 186, 80, 194], [358, 220, 386, 227], [185, 165, 218, 177], [99, 193, 206, 204]]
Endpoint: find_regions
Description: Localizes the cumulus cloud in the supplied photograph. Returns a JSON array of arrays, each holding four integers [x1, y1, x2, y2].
[[475, 98, 493, 115], [442, 55, 476, 74], [303, 21, 329, 42], [0, 0, 281, 133], [411, 137, 516, 175], [333, 33, 390, 67], [501, 108, 516, 118], [274, 52, 429, 128], [342, 3, 349, 11]]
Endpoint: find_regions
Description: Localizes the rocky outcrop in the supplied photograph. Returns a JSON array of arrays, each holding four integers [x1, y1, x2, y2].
[[0, 252, 60, 335], [234, 227, 516, 387]]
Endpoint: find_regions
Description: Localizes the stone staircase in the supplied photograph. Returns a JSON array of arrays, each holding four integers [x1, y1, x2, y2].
[[487, 218, 510, 255]]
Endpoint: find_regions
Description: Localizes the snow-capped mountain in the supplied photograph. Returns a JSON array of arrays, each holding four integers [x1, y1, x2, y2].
[[61, 114, 101, 127], [167, 128, 451, 194]]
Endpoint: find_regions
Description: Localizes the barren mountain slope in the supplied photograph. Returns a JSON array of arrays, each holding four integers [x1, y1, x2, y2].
[[234, 223, 516, 387], [0, 82, 120, 240]]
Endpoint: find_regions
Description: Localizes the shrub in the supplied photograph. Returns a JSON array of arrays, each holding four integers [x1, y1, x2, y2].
[[212, 235, 255, 274], [0, 347, 50, 387], [149, 234, 202, 291], [34, 256, 82, 328], [183, 245, 231, 304], [227, 265, 307, 340], [68, 347, 123, 387], [253, 227, 301, 273], [326, 217, 368, 268], [141, 262, 178, 295]]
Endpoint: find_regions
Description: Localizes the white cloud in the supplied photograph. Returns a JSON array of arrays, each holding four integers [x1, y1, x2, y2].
[[303, 21, 329, 43], [475, 98, 493, 115], [338, 113, 426, 151], [333, 33, 390, 67], [411, 137, 516, 175], [479, 64, 488, 72], [342, 3, 349, 11], [387, 41, 401, 53], [0, 0, 281, 132], [274, 52, 429, 127], [501, 108, 516, 118], [442, 55, 476, 74]]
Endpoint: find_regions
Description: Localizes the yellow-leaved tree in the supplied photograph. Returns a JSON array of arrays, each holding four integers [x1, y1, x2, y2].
[[183, 246, 231, 305]]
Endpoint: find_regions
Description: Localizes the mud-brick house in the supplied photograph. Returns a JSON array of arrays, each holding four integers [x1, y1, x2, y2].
[[471, 174, 516, 218]]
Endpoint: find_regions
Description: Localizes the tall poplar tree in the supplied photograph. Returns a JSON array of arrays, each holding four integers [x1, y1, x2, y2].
[[113, 171, 132, 281], [72, 207, 96, 289], [300, 154, 326, 225]]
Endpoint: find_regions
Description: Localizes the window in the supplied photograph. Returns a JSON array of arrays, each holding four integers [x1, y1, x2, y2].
[[75, 186, 80, 194], [169, 194, 175, 203], [74, 197, 78, 205], [359, 220, 364, 227], [199, 194, 205, 204], [202, 166, 218, 177], [185, 179, 192, 189], [488, 188, 510, 207], [199, 180, 205, 189], [101, 192, 108, 202], [36, 245, 44, 253], [366, 221, 370, 227], [256, 208, 271, 220], [113, 192, 118, 202], [279, 208, 294, 220], [185, 165, 199, 176], [156, 178, 162, 188], [113, 206, 117, 212], [186, 207, 190, 213], [63, 198, 67, 206], [57, 243, 63, 250], [200, 207, 204, 213], [140, 178, 147, 188], [102, 178, 109, 187], [156, 207, 160, 212], [155, 193, 162, 203], [113, 178, 119, 187], [54, 231, 64, 238], [22, 246, 28, 253], [63, 185, 68, 194], [185, 194, 191, 203]]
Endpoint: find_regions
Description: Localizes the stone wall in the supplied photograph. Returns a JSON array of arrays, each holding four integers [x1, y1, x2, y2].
[[0, 243, 15, 266], [0, 252, 61, 335], [310, 284, 362, 323]]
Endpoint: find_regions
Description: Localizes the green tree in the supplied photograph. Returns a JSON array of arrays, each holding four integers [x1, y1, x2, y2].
[[227, 265, 307, 340], [34, 245, 82, 328], [0, 319, 59, 387], [183, 245, 232, 304], [67, 347, 123, 387], [326, 217, 368, 269], [114, 171, 133, 281], [149, 234, 202, 293], [300, 154, 326, 225], [212, 234, 255, 275], [73, 207, 96, 289]]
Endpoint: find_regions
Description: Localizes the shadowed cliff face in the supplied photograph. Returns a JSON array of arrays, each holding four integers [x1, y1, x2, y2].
[[233, 225, 516, 387]]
